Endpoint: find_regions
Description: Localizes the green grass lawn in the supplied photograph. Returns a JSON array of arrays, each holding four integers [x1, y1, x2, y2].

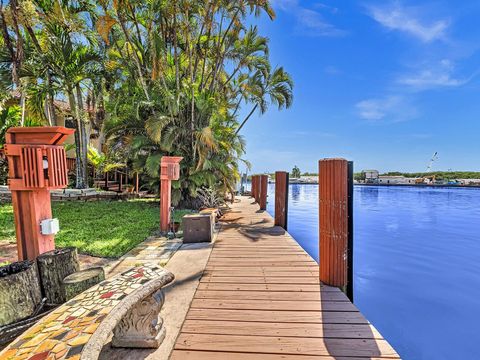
[[0, 200, 194, 258]]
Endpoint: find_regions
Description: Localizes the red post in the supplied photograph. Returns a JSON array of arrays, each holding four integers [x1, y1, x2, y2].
[[274, 171, 289, 229], [160, 156, 183, 232], [5, 126, 74, 260], [251, 175, 256, 199], [319, 158, 349, 291], [251, 175, 255, 201], [255, 175, 261, 202], [259, 175, 268, 210]]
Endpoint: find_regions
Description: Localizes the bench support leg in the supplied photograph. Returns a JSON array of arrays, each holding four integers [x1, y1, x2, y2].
[[111, 289, 166, 348]]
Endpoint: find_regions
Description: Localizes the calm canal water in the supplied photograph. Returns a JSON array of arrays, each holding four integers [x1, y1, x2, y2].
[[264, 184, 480, 360]]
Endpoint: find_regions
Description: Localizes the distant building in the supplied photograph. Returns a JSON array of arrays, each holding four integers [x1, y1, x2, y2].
[[458, 179, 480, 186], [363, 170, 379, 183], [378, 176, 417, 185]]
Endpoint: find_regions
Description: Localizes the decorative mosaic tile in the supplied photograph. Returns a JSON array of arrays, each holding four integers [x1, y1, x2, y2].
[[0, 265, 169, 360]]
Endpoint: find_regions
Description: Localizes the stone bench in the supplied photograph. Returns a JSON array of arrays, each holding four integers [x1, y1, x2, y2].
[[0, 265, 174, 360]]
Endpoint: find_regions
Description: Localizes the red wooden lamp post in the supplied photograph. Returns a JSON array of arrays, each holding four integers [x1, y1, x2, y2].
[[160, 156, 183, 232], [4, 126, 74, 260]]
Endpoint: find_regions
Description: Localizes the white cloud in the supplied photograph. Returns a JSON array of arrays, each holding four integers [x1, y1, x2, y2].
[[356, 96, 417, 122], [272, 0, 297, 11], [398, 59, 471, 90], [324, 65, 341, 75], [272, 0, 345, 37], [367, 2, 449, 42]]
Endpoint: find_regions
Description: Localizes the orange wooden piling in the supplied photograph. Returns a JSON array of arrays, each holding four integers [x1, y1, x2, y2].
[[274, 171, 289, 229], [250, 175, 255, 199], [253, 175, 260, 202], [319, 158, 349, 291], [259, 175, 268, 210]]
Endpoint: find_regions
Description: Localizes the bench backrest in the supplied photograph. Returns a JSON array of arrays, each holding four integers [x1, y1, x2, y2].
[[0, 265, 174, 360]]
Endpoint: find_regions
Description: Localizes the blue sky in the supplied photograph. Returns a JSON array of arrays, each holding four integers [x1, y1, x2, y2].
[[241, 0, 480, 174]]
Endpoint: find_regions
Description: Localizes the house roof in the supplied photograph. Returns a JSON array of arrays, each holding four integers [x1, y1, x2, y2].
[[9, 90, 90, 113]]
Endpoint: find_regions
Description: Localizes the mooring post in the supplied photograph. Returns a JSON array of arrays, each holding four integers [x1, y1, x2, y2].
[[347, 161, 354, 302], [251, 175, 256, 200], [319, 158, 353, 301], [259, 175, 268, 210], [274, 171, 289, 229], [254, 175, 260, 202]]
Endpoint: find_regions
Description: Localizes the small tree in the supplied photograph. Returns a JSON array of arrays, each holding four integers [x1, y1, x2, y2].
[[0, 156, 7, 185], [292, 165, 301, 178], [354, 172, 366, 181], [87, 147, 124, 180]]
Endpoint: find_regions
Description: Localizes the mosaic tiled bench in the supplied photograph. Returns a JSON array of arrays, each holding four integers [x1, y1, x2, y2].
[[0, 265, 174, 360]]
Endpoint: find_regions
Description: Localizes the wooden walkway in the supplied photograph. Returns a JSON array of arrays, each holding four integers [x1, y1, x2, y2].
[[171, 196, 400, 359]]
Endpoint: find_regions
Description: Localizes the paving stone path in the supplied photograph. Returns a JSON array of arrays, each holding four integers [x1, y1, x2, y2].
[[105, 236, 183, 277]]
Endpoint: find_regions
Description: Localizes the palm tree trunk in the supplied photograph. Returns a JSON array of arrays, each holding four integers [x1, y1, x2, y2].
[[173, 9, 180, 94], [46, 71, 56, 125], [9, 0, 24, 87], [235, 104, 258, 135], [117, 11, 150, 101], [76, 84, 89, 188], [0, 5, 18, 86], [67, 89, 86, 189], [210, 9, 240, 92]]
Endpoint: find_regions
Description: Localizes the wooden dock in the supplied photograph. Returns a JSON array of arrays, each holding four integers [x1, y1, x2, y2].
[[170, 196, 400, 359]]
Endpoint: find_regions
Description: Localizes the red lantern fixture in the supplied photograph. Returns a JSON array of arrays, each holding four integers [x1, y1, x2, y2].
[[160, 156, 183, 232], [5, 127, 74, 260]]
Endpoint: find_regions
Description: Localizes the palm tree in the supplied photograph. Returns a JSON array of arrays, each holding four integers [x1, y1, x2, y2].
[[235, 66, 293, 135], [41, 22, 100, 188], [0, 0, 294, 204]]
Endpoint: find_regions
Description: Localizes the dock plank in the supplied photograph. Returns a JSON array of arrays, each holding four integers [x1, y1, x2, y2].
[[194, 290, 349, 301], [171, 196, 400, 359], [175, 334, 400, 358], [186, 308, 369, 324], [181, 319, 384, 338], [171, 351, 396, 360], [190, 298, 358, 311]]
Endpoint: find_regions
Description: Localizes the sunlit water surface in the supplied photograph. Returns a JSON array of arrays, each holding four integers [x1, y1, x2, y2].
[[262, 184, 480, 360]]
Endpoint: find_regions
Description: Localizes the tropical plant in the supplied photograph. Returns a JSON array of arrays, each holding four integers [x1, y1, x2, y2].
[[0, 104, 41, 147], [292, 165, 301, 179], [0, 0, 293, 206], [0, 156, 7, 185], [0, 105, 21, 147], [196, 187, 223, 209], [87, 146, 124, 180]]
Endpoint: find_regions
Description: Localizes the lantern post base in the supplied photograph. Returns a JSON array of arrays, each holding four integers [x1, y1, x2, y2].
[[12, 189, 55, 261]]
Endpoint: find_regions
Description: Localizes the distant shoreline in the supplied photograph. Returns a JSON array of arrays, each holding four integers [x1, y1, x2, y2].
[[266, 181, 480, 189]]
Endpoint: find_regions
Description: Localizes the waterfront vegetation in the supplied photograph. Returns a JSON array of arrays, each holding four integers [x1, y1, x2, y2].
[[353, 171, 480, 182], [0, 0, 293, 207], [379, 171, 480, 179], [0, 200, 193, 258]]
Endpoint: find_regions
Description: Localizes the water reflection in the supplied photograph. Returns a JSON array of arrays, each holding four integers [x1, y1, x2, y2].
[[266, 184, 480, 360], [290, 184, 301, 202]]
